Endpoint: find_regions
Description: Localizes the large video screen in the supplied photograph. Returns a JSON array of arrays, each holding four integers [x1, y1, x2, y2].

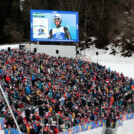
[[30, 10, 79, 42]]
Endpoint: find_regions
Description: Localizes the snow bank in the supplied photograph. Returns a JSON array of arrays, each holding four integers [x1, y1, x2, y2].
[[83, 45, 134, 78], [0, 44, 19, 50], [117, 119, 134, 134], [0, 130, 5, 134]]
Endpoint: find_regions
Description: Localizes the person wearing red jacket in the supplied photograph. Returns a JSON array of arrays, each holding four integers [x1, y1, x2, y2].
[[53, 126, 58, 134], [6, 75, 10, 82]]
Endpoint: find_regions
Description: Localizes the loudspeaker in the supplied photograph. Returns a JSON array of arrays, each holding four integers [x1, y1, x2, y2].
[[77, 51, 79, 54], [19, 45, 24, 50], [56, 50, 59, 54], [34, 48, 37, 53], [8, 47, 11, 52], [96, 52, 99, 55]]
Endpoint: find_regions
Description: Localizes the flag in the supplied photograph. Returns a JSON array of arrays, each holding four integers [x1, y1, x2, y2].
[[8, 128, 11, 134], [5, 128, 25, 134], [122, 115, 127, 121], [0, 118, 4, 130], [88, 124, 91, 130], [0, 123, 1, 130], [21, 111, 25, 118], [79, 124, 81, 132], [103, 122, 105, 126]]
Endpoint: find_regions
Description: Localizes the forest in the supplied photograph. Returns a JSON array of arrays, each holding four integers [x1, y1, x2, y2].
[[0, 0, 134, 51]]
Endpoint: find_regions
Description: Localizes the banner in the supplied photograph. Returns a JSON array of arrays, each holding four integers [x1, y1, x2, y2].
[[118, 113, 134, 127], [59, 113, 134, 134], [5, 128, 25, 134], [30, 10, 79, 42], [120, 113, 134, 121], [118, 120, 123, 127], [0, 118, 4, 130], [59, 120, 105, 134]]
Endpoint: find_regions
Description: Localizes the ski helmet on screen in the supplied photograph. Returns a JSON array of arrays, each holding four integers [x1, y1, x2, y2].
[[53, 14, 62, 23]]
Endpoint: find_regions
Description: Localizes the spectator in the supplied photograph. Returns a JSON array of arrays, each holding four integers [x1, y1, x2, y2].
[[0, 49, 134, 133]]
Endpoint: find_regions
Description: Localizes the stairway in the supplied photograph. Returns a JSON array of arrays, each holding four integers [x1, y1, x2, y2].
[[102, 120, 119, 134], [105, 128, 114, 134]]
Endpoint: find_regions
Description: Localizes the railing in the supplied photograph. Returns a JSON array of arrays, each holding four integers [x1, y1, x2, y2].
[[0, 84, 21, 134]]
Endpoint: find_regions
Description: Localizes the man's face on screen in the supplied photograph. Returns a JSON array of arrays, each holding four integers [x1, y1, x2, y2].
[[55, 21, 60, 26]]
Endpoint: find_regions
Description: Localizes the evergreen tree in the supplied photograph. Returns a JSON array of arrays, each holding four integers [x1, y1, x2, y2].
[[3, 0, 23, 43], [0, 0, 13, 43]]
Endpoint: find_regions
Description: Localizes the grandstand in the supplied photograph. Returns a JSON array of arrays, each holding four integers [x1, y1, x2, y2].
[[0, 46, 134, 134]]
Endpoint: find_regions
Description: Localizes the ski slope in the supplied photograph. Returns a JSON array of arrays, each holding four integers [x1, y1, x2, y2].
[[117, 119, 134, 134]]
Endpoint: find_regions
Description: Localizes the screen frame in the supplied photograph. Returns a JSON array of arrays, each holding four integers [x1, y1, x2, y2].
[[30, 9, 79, 42]]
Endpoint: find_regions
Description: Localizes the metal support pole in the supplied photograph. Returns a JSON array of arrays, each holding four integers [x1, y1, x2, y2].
[[57, 113, 59, 131], [97, 54, 98, 64], [76, 45, 77, 58], [100, 104, 102, 120], [84, 107, 85, 124], [41, 118, 44, 134], [86, 95, 88, 106], [84, 46, 86, 56], [42, 124, 43, 134], [37, 41, 39, 45], [70, 115, 72, 128], [0, 85, 21, 134]]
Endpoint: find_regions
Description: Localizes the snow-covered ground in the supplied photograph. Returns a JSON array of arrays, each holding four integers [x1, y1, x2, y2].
[[81, 45, 134, 79], [117, 119, 134, 134], [0, 44, 20, 50]]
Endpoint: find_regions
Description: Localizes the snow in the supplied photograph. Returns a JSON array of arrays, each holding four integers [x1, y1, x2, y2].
[[0, 44, 19, 50], [0, 130, 4, 134], [82, 45, 134, 78], [89, 37, 97, 41], [80, 41, 86, 44], [117, 119, 134, 134]]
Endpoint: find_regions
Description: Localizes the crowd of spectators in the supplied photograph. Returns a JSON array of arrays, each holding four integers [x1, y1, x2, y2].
[[0, 49, 134, 134]]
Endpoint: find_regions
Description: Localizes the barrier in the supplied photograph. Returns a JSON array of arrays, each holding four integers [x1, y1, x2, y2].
[[5, 128, 25, 134], [119, 113, 134, 123], [59, 113, 134, 134], [0, 118, 4, 130], [59, 120, 105, 134]]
